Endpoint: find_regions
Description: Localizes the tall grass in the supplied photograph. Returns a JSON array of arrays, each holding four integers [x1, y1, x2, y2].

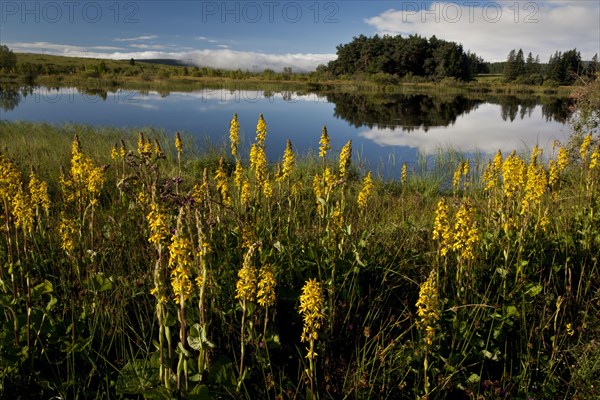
[[0, 79, 598, 399]]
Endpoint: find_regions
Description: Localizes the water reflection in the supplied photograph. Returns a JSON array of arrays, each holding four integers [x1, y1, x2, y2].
[[326, 91, 573, 130], [0, 85, 574, 170], [0, 87, 22, 111]]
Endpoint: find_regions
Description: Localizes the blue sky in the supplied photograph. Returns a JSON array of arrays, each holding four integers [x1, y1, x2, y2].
[[1, 1, 599, 71]]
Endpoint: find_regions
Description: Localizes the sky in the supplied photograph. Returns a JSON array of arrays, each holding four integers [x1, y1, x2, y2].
[[1, 1, 599, 72]]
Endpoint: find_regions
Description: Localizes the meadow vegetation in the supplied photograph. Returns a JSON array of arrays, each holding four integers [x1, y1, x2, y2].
[[0, 78, 599, 399]]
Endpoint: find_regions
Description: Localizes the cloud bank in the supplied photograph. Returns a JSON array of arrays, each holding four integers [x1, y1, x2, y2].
[[5, 41, 335, 72], [365, 1, 600, 61]]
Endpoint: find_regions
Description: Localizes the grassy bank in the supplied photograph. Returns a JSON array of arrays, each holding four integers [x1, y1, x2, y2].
[[1, 52, 576, 96], [1, 104, 599, 399]]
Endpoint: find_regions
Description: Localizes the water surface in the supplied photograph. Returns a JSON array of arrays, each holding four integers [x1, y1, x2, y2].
[[0, 86, 573, 178]]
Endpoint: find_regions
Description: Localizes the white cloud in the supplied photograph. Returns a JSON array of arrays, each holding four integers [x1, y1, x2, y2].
[[114, 35, 158, 42], [365, 1, 600, 61], [129, 43, 167, 50], [7, 41, 335, 72]]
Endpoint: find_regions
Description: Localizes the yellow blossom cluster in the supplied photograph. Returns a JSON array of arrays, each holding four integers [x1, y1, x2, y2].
[[521, 147, 548, 215], [169, 234, 193, 304], [235, 245, 258, 302], [175, 132, 183, 153], [483, 150, 503, 191], [338, 140, 352, 180], [59, 213, 77, 253], [256, 113, 267, 146], [137, 132, 154, 158], [61, 135, 105, 206], [357, 172, 374, 210], [215, 157, 231, 206], [501, 151, 526, 198], [147, 203, 170, 246], [277, 140, 295, 182], [580, 134, 593, 162], [433, 199, 479, 260], [416, 270, 440, 346], [299, 278, 325, 345], [451, 201, 479, 261], [453, 160, 469, 191], [28, 172, 50, 214], [319, 126, 331, 158], [257, 265, 277, 308], [1, 155, 50, 233], [401, 162, 407, 185], [249, 143, 268, 192], [432, 198, 452, 256], [230, 113, 240, 157]]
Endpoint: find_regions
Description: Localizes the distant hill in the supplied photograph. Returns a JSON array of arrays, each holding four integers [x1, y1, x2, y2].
[[129, 59, 192, 67]]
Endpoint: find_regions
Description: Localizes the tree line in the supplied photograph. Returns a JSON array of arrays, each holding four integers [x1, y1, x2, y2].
[[503, 48, 598, 86], [324, 34, 487, 81]]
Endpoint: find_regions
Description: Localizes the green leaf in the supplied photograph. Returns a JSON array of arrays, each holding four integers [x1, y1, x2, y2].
[[468, 373, 480, 384], [116, 359, 160, 395], [85, 272, 113, 292], [30, 280, 53, 300], [187, 384, 211, 400], [208, 355, 236, 388], [525, 283, 543, 298], [142, 386, 174, 399]]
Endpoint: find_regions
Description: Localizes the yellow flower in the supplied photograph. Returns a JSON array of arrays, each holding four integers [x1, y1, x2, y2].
[[263, 179, 273, 199], [278, 139, 295, 182], [256, 113, 267, 146], [234, 160, 244, 189], [28, 171, 50, 213], [0, 154, 21, 201], [580, 134, 593, 162], [452, 161, 463, 191], [257, 265, 277, 308], [299, 278, 325, 343], [59, 213, 77, 253], [521, 159, 548, 215], [175, 132, 183, 153], [451, 200, 479, 261], [502, 151, 526, 198], [566, 323, 574, 336], [432, 198, 452, 256], [111, 144, 119, 160], [249, 143, 267, 189], [230, 114, 240, 157], [590, 145, 599, 170], [416, 270, 440, 346], [557, 146, 569, 171], [147, 203, 170, 246], [357, 172, 374, 210], [241, 180, 251, 206], [401, 162, 407, 185], [338, 140, 352, 180], [236, 245, 258, 302], [215, 157, 231, 206], [329, 202, 344, 234], [169, 234, 193, 304], [12, 188, 34, 231], [319, 126, 330, 158]]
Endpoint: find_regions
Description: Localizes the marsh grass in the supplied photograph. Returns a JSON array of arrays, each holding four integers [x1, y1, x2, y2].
[[0, 78, 598, 399]]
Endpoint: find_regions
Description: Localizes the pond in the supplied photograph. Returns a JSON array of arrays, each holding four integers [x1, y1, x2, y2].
[[0, 86, 573, 178]]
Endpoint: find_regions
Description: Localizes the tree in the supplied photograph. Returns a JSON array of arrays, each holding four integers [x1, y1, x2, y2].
[[0, 45, 17, 71], [129, 58, 135, 66], [503, 49, 517, 81]]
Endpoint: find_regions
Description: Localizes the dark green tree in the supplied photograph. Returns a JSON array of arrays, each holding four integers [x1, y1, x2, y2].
[[0, 45, 17, 71]]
